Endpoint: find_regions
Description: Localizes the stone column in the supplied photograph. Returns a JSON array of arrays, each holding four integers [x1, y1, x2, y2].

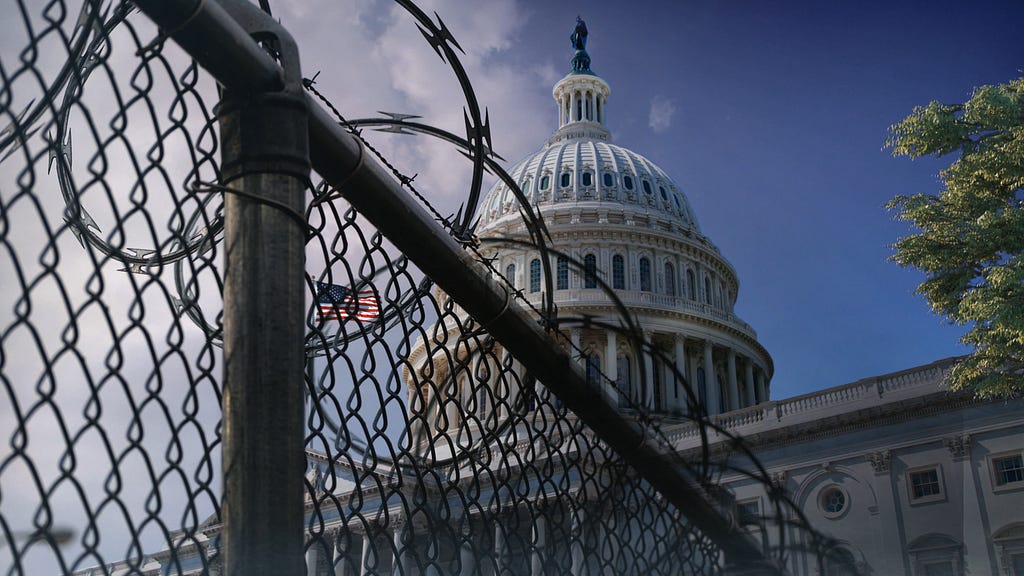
[[673, 334, 687, 413], [703, 340, 719, 414], [494, 523, 507, 576], [605, 331, 618, 404], [867, 450, 906, 575], [643, 333, 655, 410], [755, 368, 767, 404], [307, 541, 320, 576], [334, 531, 355, 576], [458, 523, 476, 576], [391, 515, 407, 576], [569, 90, 576, 123], [360, 529, 375, 576], [570, 507, 586, 576], [445, 376, 461, 431], [530, 513, 547, 576], [726, 348, 739, 412], [744, 358, 756, 407]]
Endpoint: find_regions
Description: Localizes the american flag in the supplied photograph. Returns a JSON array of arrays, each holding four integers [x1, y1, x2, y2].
[[315, 280, 379, 322]]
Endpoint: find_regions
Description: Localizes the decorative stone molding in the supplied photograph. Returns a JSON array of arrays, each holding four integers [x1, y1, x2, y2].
[[867, 450, 892, 474], [770, 470, 787, 490], [943, 434, 972, 460]]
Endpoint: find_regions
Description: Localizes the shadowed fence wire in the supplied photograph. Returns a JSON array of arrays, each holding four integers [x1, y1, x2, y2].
[[0, 1, 845, 574]]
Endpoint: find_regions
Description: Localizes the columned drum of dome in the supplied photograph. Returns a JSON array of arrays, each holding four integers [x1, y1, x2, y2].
[[414, 19, 773, 423]]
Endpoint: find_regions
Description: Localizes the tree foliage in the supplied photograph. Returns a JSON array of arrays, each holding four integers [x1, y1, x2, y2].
[[887, 77, 1024, 398]]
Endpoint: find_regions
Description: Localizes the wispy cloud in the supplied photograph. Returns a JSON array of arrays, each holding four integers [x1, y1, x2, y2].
[[648, 95, 676, 133]]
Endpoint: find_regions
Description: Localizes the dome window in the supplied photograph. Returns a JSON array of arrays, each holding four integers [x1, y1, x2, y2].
[[674, 195, 681, 209], [603, 173, 613, 187], [686, 269, 696, 300], [659, 186, 668, 201], [529, 258, 541, 293], [642, 180, 652, 195], [623, 175, 634, 190], [582, 172, 593, 187], [505, 263, 516, 288], [522, 179, 531, 194], [540, 175, 550, 190], [665, 262, 676, 296], [561, 173, 571, 188], [612, 255, 625, 289], [583, 254, 597, 288], [556, 256, 569, 290], [639, 257, 652, 292]]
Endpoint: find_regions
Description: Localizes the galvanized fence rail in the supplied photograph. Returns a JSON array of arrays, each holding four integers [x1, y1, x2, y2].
[[1, 1, 842, 574]]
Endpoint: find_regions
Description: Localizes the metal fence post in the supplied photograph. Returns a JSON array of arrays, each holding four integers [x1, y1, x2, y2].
[[215, 10, 310, 576]]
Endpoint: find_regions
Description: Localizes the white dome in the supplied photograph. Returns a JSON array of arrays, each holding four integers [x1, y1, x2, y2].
[[476, 138, 702, 235], [414, 22, 774, 420]]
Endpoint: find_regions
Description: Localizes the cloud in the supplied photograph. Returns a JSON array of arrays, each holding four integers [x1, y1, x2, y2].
[[648, 95, 676, 133]]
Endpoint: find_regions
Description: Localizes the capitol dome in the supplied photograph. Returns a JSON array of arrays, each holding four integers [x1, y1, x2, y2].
[[411, 20, 772, 426]]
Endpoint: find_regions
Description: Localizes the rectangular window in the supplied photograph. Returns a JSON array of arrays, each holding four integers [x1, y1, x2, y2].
[[737, 500, 759, 525], [993, 454, 1024, 487], [910, 468, 942, 500]]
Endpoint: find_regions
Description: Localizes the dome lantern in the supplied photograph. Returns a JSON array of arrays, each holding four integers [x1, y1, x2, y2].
[[552, 17, 611, 143]]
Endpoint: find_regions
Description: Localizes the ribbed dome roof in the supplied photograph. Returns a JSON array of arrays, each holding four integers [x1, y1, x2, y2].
[[477, 40, 701, 236], [476, 138, 701, 233]]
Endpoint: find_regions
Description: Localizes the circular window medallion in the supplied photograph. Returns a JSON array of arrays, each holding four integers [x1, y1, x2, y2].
[[819, 486, 848, 518]]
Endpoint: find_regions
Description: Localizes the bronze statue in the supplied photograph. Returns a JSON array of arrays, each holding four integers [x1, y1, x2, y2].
[[571, 16, 588, 51]]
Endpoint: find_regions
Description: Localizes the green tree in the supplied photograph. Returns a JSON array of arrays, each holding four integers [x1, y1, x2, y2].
[[887, 77, 1024, 397]]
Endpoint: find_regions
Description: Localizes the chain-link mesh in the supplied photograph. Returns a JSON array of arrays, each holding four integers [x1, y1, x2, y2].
[[1, 2, 223, 573], [0, 1, 838, 574]]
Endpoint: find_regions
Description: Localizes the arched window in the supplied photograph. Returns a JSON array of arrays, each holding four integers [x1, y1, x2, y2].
[[506, 263, 516, 288], [586, 353, 601, 386], [603, 173, 613, 187], [522, 179, 530, 195], [583, 254, 597, 289], [556, 256, 569, 290], [687, 269, 696, 300], [659, 186, 668, 201], [642, 180, 652, 194], [529, 258, 541, 293], [704, 276, 712, 304], [639, 257, 652, 292], [665, 262, 675, 296], [582, 172, 592, 186], [561, 172, 571, 187], [612, 255, 625, 289], [623, 175, 634, 190], [540, 175, 550, 190], [824, 547, 858, 576]]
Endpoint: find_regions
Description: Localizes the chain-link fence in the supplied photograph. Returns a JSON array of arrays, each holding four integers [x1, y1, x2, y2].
[[1, 1, 840, 574]]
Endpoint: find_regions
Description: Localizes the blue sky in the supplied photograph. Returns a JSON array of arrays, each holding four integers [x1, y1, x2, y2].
[[278, 0, 1023, 400]]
